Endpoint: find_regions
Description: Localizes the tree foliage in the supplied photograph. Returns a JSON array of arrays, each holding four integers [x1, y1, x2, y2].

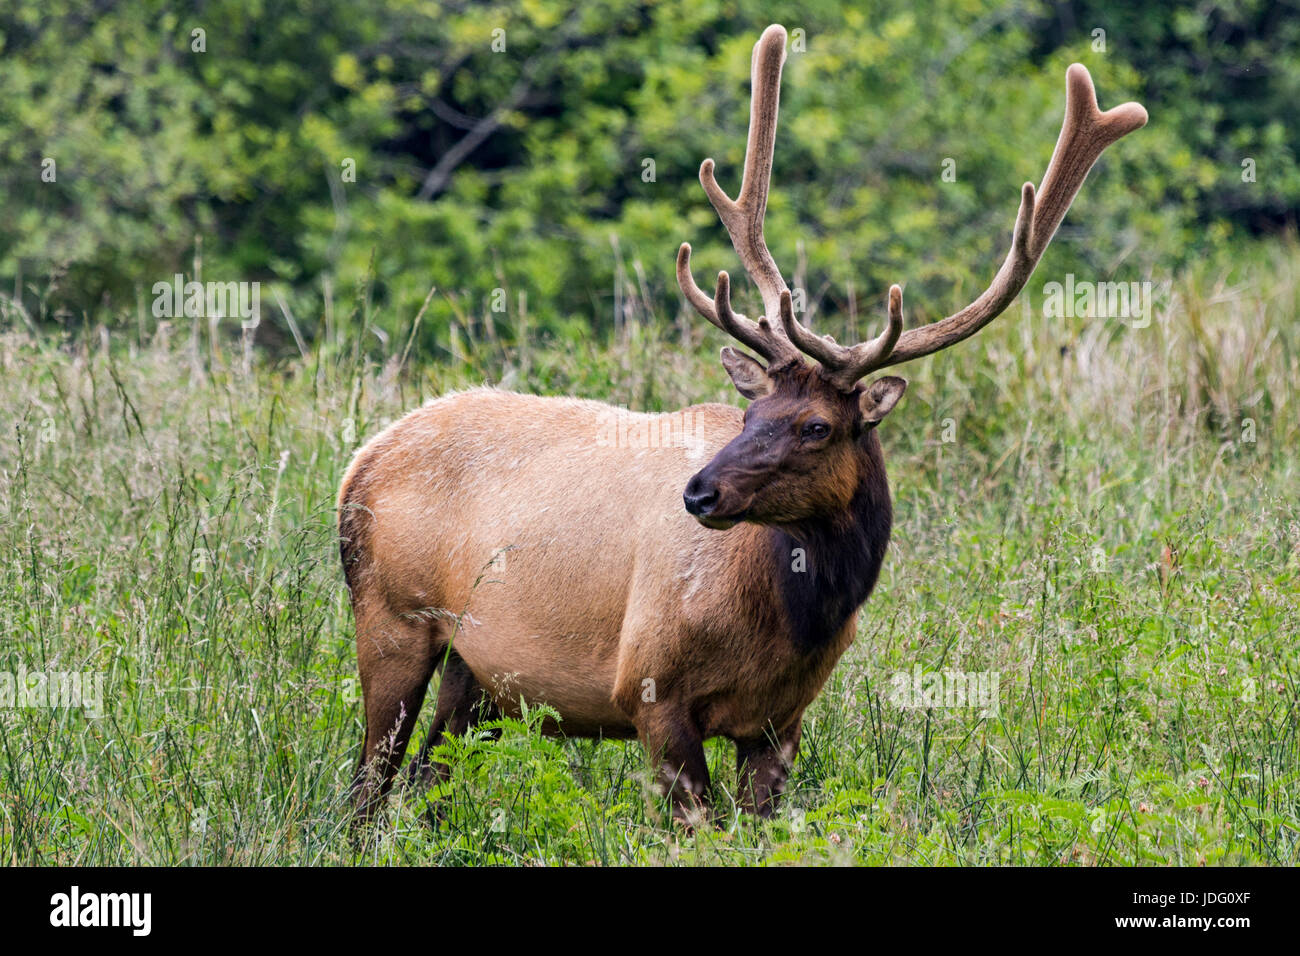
[[0, 0, 1293, 349]]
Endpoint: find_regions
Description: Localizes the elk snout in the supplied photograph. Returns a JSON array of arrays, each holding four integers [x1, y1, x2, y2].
[[683, 473, 719, 517], [684, 470, 747, 529]]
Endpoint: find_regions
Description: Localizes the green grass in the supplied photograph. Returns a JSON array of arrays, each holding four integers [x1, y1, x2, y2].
[[1, 239, 1298, 865]]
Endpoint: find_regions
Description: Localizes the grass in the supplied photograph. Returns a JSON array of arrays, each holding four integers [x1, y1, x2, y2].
[[1, 238, 1298, 865]]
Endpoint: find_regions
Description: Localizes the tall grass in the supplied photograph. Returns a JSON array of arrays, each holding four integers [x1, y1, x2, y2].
[[0, 239, 1297, 865]]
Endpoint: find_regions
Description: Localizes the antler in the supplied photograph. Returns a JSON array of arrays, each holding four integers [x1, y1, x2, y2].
[[778, 283, 904, 389], [677, 24, 801, 366], [867, 63, 1148, 374], [679, 30, 1147, 391], [784, 62, 1146, 388], [676, 23, 913, 376]]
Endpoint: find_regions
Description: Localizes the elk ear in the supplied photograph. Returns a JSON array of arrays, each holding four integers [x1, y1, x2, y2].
[[720, 347, 774, 400], [859, 376, 907, 426]]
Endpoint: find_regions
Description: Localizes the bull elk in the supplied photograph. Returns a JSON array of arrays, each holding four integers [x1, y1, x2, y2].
[[340, 24, 1146, 824]]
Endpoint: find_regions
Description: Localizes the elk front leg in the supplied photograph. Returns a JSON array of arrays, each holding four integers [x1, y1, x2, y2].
[[638, 710, 711, 827], [612, 615, 711, 827], [734, 717, 801, 818]]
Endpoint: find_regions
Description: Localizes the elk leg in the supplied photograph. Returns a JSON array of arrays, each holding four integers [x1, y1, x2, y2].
[[350, 603, 438, 825], [639, 712, 711, 827], [734, 718, 802, 818], [406, 649, 498, 788]]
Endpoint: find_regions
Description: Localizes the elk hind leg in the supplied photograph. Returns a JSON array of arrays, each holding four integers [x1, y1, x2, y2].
[[406, 648, 499, 789], [350, 601, 438, 825]]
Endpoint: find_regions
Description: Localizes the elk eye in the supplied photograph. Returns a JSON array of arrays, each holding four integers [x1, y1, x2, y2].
[[801, 421, 831, 440]]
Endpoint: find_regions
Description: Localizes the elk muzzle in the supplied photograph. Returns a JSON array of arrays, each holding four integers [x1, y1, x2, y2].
[[683, 446, 761, 530]]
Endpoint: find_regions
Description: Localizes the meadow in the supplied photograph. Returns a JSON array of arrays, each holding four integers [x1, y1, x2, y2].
[[0, 236, 1296, 867]]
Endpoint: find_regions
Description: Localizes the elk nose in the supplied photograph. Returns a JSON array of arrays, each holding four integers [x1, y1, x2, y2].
[[683, 474, 719, 516]]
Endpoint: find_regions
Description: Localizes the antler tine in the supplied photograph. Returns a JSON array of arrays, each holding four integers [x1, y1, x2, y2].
[[696, 23, 791, 323], [676, 242, 720, 322], [873, 63, 1148, 370], [776, 290, 839, 367], [677, 244, 799, 364], [713, 270, 796, 360], [780, 284, 905, 390], [677, 23, 802, 366]]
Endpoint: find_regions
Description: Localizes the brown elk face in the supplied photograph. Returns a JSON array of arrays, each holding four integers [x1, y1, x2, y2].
[[683, 350, 906, 529]]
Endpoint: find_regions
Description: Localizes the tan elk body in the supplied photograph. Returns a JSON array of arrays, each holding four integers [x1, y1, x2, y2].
[[341, 24, 1146, 822]]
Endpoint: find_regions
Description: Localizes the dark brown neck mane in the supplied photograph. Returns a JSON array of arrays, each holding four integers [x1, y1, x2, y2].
[[768, 431, 892, 651]]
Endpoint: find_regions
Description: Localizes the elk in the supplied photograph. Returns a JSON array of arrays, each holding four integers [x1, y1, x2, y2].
[[339, 24, 1146, 824]]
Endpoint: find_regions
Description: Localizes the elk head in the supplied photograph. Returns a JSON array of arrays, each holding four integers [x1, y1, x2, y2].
[[678, 24, 1147, 529]]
